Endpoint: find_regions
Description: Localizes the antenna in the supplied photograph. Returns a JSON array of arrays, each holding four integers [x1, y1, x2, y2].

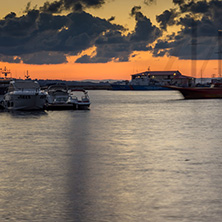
[[25, 70, 30, 79]]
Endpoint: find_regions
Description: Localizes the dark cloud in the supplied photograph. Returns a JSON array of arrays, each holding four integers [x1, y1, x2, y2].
[[0, 54, 21, 63], [130, 6, 162, 42], [0, 8, 129, 64], [173, 0, 184, 4], [40, 0, 105, 13], [76, 27, 153, 63], [130, 6, 142, 17], [154, 0, 222, 60], [0, 51, 68, 64], [4, 12, 16, 20], [76, 7, 161, 63], [107, 16, 115, 22], [2, 0, 221, 66], [173, 0, 209, 13], [0, 1, 162, 65], [22, 52, 68, 64], [0, 10, 39, 37], [156, 9, 178, 30]]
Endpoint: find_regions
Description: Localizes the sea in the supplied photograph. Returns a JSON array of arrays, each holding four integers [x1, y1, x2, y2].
[[0, 90, 222, 222]]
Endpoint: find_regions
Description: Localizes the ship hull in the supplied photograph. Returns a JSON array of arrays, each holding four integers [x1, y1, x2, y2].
[[132, 85, 170, 90], [110, 84, 133, 90], [111, 84, 170, 90], [167, 86, 222, 99], [3, 94, 46, 110]]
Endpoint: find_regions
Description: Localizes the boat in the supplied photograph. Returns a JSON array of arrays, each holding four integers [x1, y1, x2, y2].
[[166, 82, 222, 99], [44, 85, 90, 110], [111, 71, 194, 90], [0, 79, 11, 109], [67, 88, 91, 110], [2, 79, 47, 110], [44, 84, 72, 110], [169, 30, 222, 99], [0, 67, 13, 109]]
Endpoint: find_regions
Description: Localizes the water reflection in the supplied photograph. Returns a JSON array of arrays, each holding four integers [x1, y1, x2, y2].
[[0, 109, 48, 119], [1, 91, 222, 221], [63, 91, 222, 222]]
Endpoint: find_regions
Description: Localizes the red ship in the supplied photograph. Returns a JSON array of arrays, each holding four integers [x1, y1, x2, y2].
[[167, 82, 222, 99]]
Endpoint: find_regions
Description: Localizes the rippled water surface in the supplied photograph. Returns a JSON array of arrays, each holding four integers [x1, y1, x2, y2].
[[1, 90, 222, 222]]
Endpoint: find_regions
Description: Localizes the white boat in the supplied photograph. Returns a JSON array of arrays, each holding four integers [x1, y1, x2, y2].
[[45, 85, 90, 110], [45, 84, 69, 104], [44, 84, 73, 110], [3, 79, 47, 111], [67, 89, 91, 110]]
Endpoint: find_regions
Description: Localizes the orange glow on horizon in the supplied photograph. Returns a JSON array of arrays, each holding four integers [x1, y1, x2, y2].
[[0, 52, 220, 81]]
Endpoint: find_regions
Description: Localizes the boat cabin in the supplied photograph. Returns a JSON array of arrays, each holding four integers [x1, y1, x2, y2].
[[8, 80, 40, 92]]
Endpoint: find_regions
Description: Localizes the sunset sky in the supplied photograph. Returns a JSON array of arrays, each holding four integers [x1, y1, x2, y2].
[[0, 0, 221, 80]]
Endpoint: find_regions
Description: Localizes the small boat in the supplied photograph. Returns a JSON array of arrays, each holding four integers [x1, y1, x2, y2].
[[67, 88, 91, 110], [44, 84, 72, 110], [2, 79, 47, 110], [166, 82, 222, 99], [44, 85, 90, 110]]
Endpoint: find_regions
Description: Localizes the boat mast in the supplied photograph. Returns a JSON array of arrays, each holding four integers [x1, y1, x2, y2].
[[25, 70, 30, 79]]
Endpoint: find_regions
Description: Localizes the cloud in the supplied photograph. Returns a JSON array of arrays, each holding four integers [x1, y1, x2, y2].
[[0, 9, 126, 64], [39, 0, 105, 13], [2, 0, 221, 66], [0, 54, 21, 63], [156, 9, 178, 30], [0, 51, 68, 65], [143, 0, 156, 5], [154, 0, 222, 60], [76, 7, 161, 63], [130, 6, 162, 42], [107, 16, 115, 22], [22, 52, 68, 64], [0, 2, 162, 65]]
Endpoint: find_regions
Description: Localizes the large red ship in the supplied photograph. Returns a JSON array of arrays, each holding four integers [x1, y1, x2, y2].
[[167, 82, 222, 99]]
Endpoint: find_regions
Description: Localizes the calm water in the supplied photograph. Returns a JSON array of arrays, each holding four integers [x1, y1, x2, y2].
[[1, 90, 222, 222]]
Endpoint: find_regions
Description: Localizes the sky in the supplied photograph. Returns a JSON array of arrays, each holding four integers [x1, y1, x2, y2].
[[0, 0, 221, 80]]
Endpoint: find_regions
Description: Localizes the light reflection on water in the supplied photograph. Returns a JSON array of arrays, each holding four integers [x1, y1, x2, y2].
[[1, 90, 222, 222]]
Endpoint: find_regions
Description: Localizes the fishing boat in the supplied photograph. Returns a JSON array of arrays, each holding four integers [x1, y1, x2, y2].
[[166, 82, 222, 99], [3, 79, 47, 110]]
